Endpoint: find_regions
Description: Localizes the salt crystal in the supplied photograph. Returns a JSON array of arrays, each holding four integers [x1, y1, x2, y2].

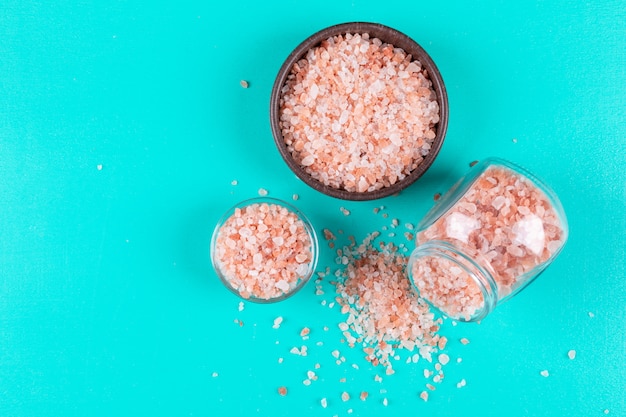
[[540, 370, 549, 377], [320, 398, 327, 408], [301, 155, 315, 166], [258, 188, 268, 196], [568, 349, 576, 360]]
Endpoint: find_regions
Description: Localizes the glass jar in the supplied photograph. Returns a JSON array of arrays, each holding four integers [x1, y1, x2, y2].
[[211, 197, 319, 303], [407, 158, 568, 321]]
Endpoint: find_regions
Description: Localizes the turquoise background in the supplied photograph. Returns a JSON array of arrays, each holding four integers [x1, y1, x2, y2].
[[1, 1, 624, 416]]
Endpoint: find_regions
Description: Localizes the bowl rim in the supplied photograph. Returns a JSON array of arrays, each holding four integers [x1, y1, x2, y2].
[[270, 21, 449, 201], [210, 197, 319, 303]]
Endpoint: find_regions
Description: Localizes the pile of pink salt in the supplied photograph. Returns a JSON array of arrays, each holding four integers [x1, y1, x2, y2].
[[212, 202, 314, 300], [279, 32, 440, 193], [411, 165, 566, 320], [333, 232, 443, 373]]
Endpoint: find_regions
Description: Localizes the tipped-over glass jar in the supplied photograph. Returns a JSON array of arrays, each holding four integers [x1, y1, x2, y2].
[[408, 158, 568, 322], [211, 197, 319, 303]]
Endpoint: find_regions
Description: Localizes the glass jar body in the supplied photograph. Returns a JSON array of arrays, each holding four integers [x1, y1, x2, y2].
[[408, 158, 568, 321]]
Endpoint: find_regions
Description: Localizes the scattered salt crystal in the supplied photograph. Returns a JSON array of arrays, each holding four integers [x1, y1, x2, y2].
[[438, 353, 450, 366], [360, 391, 368, 401], [278, 357, 283, 364], [460, 337, 470, 345], [212, 372, 218, 377], [320, 398, 327, 408], [292, 194, 299, 200], [96, 164, 103, 170], [341, 392, 350, 402], [332, 350, 340, 359], [419, 391, 429, 402], [382, 398, 388, 406], [456, 379, 466, 388], [588, 311, 595, 318], [457, 357, 463, 363], [240, 80, 249, 88], [278, 387, 287, 396], [302, 379, 311, 386], [374, 375, 383, 383], [257, 188, 268, 196], [300, 327, 310, 337], [340, 207, 351, 216], [568, 349, 576, 360], [289, 347, 300, 355], [540, 370, 549, 377], [273, 316, 283, 329]]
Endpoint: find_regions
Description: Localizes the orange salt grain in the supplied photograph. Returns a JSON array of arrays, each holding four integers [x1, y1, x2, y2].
[[360, 391, 369, 401], [278, 386, 287, 396]]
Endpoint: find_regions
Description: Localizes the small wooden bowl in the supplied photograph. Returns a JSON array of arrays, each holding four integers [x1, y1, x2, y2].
[[270, 22, 449, 201]]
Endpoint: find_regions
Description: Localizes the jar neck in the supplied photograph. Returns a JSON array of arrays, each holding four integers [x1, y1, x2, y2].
[[409, 240, 498, 322]]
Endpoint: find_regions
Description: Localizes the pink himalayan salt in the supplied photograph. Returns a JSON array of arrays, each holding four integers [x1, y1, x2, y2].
[[335, 233, 441, 370], [213, 203, 313, 300], [411, 165, 566, 320], [279, 33, 439, 193]]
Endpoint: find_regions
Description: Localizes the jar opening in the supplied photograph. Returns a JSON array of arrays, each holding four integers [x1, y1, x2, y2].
[[408, 241, 497, 322]]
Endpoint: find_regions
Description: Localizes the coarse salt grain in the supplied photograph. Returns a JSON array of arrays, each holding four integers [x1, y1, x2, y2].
[[419, 391, 429, 402], [212, 372, 218, 377], [278, 387, 287, 396], [341, 392, 350, 402], [460, 337, 470, 345], [540, 370, 549, 377], [279, 33, 439, 193], [456, 379, 466, 388], [273, 316, 283, 329], [257, 188, 268, 196], [96, 164, 103, 170], [438, 353, 450, 366], [320, 398, 327, 408], [213, 202, 313, 300], [568, 349, 576, 360], [360, 391, 368, 401], [240, 80, 249, 88], [382, 398, 388, 406]]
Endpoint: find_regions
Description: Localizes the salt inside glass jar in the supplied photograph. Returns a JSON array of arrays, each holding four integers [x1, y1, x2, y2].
[[408, 158, 568, 321], [211, 197, 318, 303]]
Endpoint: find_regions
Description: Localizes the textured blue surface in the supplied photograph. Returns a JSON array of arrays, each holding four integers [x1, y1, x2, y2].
[[1, 1, 624, 416]]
